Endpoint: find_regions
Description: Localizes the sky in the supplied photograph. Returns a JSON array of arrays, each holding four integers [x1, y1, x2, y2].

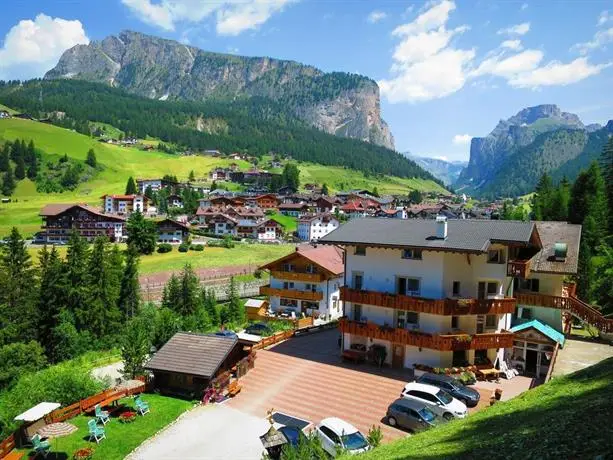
[[0, 0, 612, 161]]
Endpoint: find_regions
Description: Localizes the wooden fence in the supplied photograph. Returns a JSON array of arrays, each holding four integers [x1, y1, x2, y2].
[[0, 435, 15, 459], [252, 330, 295, 350]]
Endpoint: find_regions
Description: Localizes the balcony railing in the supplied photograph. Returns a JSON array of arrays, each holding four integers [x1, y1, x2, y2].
[[260, 285, 323, 301], [338, 318, 514, 351], [340, 287, 516, 315], [270, 270, 324, 283], [507, 259, 531, 278], [338, 318, 515, 351]]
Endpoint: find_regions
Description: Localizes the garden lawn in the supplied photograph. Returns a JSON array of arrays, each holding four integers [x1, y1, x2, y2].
[[19, 395, 193, 460], [270, 212, 298, 233], [345, 357, 613, 460]]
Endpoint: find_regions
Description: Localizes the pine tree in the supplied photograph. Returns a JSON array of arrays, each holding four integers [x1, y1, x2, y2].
[[2, 165, 16, 196], [121, 317, 151, 379], [65, 232, 90, 323], [152, 307, 179, 349], [600, 137, 613, 233], [532, 173, 553, 220], [550, 177, 570, 222], [37, 246, 67, 354], [0, 143, 10, 172], [282, 163, 300, 190], [119, 245, 140, 320], [226, 276, 244, 325], [126, 210, 158, 254], [161, 274, 182, 311], [321, 183, 329, 196], [372, 187, 380, 198], [14, 154, 26, 180], [202, 287, 220, 327], [125, 176, 137, 194], [179, 264, 200, 316], [188, 170, 196, 182], [569, 162, 607, 249], [86, 149, 97, 168], [0, 228, 38, 345]]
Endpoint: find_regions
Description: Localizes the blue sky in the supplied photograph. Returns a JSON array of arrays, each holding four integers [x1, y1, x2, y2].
[[0, 1, 612, 161]]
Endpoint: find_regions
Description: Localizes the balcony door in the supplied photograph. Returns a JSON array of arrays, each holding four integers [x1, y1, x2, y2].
[[392, 344, 405, 369], [352, 272, 364, 290], [478, 281, 498, 299]]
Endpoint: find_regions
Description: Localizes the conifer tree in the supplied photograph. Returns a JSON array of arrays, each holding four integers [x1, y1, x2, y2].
[[226, 276, 244, 324], [126, 210, 158, 254], [121, 317, 151, 378], [600, 137, 613, 233], [202, 287, 220, 327], [14, 154, 26, 180], [0, 143, 10, 172], [321, 183, 329, 196], [125, 176, 137, 194], [37, 246, 67, 354], [2, 165, 16, 196], [119, 245, 140, 319], [86, 149, 97, 168], [161, 274, 181, 311], [179, 264, 200, 316]]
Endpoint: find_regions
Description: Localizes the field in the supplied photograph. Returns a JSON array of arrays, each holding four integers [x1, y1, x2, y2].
[[26, 242, 295, 275], [0, 117, 446, 237], [269, 212, 298, 232], [347, 357, 613, 459]]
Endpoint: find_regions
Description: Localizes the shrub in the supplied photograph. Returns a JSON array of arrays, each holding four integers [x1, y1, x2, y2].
[[253, 268, 263, 279], [73, 447, 95, 460], [190, 244, 204, 251], [178, 243, 189, 252], [157, 243, 172, 253], [367, 425, 383, 448]]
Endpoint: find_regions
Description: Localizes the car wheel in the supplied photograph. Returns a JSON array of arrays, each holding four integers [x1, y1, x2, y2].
[[443, 412, 454, 421], [387, 416, 397, 427]]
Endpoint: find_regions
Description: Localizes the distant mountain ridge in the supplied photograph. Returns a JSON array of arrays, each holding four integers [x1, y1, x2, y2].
[[404, 153, 467, 185], [45, 30, 394, 149], [455, 104, 611, 197]]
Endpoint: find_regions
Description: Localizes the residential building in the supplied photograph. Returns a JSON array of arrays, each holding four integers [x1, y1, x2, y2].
[[315, 196, 338, 214], [320, 217, 584, 374], [278, 203, 311, 218], [0, 110, 10, 119], [102, 194, 148, 215], [259, 245, 344, 321], [136, 178, 163, 194], [255, 219, 283, 241], [297, 214, 340, 242], [157, 218, 190, 243], [39, 204, 126, 243], [168, 194, 183, 208], [209, 167, 229, 181]]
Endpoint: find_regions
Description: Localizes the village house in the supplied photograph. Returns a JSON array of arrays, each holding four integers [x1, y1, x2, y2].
[[315, 196, 338, 213], [278, 202, 311, 218], [319, 217, 582, 377], [375, 208, 408, 219], [209, 167, 230, 181], [297, 214, 340, 242], [39, 204, 126, 243], [136, 178, 163, 194], [259, 245, 344, 321], [0, 110, 10, 119], [101, 194, 148, 215], [157, 218, 190, 243], [168, 194, 184, 208]]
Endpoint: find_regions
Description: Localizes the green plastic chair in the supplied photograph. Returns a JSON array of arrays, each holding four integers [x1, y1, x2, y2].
[[88, 419, 106, 443], [32, 434, 51, 458], [95, 404, 110, 424], [135, 396, 150, 415]]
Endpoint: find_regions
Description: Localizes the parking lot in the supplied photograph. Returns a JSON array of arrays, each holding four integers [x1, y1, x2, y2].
[[228, 328, 492, 442]]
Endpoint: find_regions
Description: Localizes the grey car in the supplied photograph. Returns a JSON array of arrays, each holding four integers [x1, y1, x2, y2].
[[386, 398, 440, 432], [416, 373, 481, 407]]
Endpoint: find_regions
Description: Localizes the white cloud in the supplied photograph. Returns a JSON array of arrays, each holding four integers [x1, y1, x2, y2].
[[508, 57, 611, 88], [573, 27, 613, 55], [598, 10, 611, 26], [501, 39, 522, 50], [521, 3, 528, 10], [0, 14, 89, 80], [121, 0, 294, 36], [452, 134, 472, 145], [379, 1, 476, 103], [367, 10, 387, 24], [472, 49, 543, 78], [497, 22, 530, 36]]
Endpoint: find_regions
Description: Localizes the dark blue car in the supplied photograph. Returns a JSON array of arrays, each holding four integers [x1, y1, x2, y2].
[[416, 373, 481, 407]]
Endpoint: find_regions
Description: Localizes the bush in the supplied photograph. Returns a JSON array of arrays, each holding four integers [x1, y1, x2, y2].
[[367, 425, 383, 448], [253, 268, 263, 279], [157, 243, 172, 253], [178, 243, 189, 252], [190, 244, 204, 251]]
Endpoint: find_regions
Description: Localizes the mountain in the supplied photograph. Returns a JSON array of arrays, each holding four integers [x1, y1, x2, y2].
[[404, 153, 467, 185], [455, 104, 610, 197], [45, 30, 394, 150]]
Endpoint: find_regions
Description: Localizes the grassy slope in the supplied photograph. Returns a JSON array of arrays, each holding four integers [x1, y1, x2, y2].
[[0, 117, 446, 237], [270, 212, 298, 232], [349, 357, 613, 460], [27, 243, 294, 274]]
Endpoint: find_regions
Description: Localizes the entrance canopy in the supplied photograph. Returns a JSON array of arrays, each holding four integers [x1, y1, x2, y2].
[[14, 402, 60, 422]]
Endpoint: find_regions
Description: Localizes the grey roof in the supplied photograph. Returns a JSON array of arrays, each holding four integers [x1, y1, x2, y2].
[[531, 221, 581, 274], [319, 218, 536, 253], [145, 332, 238, 378]]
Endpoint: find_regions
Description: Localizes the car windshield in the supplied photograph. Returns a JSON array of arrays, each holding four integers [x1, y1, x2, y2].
[[437, 390, 453, 404], [340, 432, 369, 451], [418, 407, 436, 422]]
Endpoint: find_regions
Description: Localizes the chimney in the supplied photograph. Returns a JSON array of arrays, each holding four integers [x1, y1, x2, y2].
[[436, 215, 448, 240]]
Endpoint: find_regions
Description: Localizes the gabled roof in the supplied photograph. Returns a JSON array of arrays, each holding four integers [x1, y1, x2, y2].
[[320, 218, 539, 253], [40, 203, 126, 221], [510, 319, 565, 346], [278, 203, 310, 210], [145, 332, 238, 378], [156, 218, 190, 230], [260, 244, 344, 276]]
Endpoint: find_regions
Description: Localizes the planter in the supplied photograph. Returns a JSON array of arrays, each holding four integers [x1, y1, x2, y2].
[[494, 388, 503, 400]]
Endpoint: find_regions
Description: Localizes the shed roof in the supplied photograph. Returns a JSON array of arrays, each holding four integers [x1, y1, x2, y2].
[[14, 402, 61, 422], [510, 319, 565, 346], [320, 218, 538, 253], [145, 332, 238, 378]]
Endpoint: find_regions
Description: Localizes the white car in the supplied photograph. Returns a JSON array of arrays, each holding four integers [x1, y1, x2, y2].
[[401, 382, 468, 420], [315, 417, 371, 456]]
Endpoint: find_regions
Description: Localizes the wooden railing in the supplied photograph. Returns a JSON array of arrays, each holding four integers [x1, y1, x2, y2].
[[260, 285, 323, 301], [341, 287, 516, 315], [507, 259, 531, 278], [0, 434, 15, 459], [271, 270, 324, 282], [338, 318, 515, 351], [46, 401, 81, 423], [252, 330, 295, 350], [516, 292, 613, 333]]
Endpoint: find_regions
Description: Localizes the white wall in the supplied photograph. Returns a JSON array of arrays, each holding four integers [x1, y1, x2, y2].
[[405, 346, 452, 368]]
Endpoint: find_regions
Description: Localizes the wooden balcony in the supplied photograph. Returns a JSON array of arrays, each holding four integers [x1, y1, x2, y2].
[[270, 270, 324, 283], [340, 287, 516, 315], [338, 318, 515, 351], [507, 259, 531, 278], [260, 285, 323, 301]]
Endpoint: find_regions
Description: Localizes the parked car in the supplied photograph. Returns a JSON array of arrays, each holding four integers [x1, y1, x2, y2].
[[416, 373, 481, 407], [278, 426, 305, 447], [386, 398, 441, 432], [215, 330, 237, 338], [315, 417, 370, 456], [245, 322, 273, 336], [401, 382, 467, 420]]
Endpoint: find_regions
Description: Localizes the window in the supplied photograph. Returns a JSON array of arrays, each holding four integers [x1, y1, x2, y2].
[[306, 264, 317, 274], [515, 278, 540, 292], [305, 283, 317, 292], [283, 263, 294, 272], [281, 298, 297, 308], [283, 281, 295, 290], [475, 349, 488, 361], [354, 246, 366, 256], [397, 310, 419, 328], [451, 316, 459, 329], [452, 281, 461, 296], [452, 350, 467, 366], [398, 277, 420, 296], [478, 281, 499, 299], [319, 426, 340, 445], [402, 248, 423, 260], [485, 315, 497, 328], [353, 304, 363, 321], [303, 301, 319, 310], [487, 249, 505, 264], [352, 272, 363, 290]]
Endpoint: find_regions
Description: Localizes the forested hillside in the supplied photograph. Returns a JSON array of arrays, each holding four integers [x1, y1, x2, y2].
[[0, 80, 440, 185]]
